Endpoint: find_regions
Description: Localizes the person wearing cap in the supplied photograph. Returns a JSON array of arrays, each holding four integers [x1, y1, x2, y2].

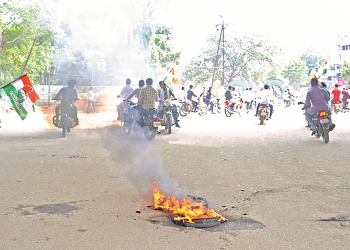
[[331, 84, 342, 108], [305, 78, 335, 133], [53, 80, 79, 124], [187, 85, 198, 111]]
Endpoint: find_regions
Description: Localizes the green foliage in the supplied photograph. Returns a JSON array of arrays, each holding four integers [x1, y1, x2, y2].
[[0, 0, 54, 86], [299, 48, 326, 76], [281, 59, 309, 87], [183, 33, 281, 86], [342, 60, 350, 82], [147, 24, 181, 70]]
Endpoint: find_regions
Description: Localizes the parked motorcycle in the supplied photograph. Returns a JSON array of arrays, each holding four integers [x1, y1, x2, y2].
[[123, 101, 160, 140], [53, 100, 78, 137], [258, 103, 270, 125]]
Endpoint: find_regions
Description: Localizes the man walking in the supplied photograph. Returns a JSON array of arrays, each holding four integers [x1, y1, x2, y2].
[[87, 87, 95, 113]]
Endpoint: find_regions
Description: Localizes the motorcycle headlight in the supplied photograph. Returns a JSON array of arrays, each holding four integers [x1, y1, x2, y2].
[[164, 100, 171, 107]]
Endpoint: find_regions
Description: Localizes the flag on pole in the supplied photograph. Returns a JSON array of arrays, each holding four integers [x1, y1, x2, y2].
[[1, 74, 40, 120], [163, 68, 178, 91], [315, 60, 328, 79], [321, 60, 327, 68]]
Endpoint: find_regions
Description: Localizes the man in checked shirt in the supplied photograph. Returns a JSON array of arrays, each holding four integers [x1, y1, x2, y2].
[[138, 78, 159, 122]]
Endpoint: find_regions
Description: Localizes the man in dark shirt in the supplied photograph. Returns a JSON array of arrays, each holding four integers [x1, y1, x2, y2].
[[201, 87, 215, 114], [305, 78, 335, 132], [341, 87, 350, 112], [187, 85, 198, 111], [53, 80, 79, 124]]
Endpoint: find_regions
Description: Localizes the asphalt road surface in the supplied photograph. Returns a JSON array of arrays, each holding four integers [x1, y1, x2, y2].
[[0, 105, 349, 249]]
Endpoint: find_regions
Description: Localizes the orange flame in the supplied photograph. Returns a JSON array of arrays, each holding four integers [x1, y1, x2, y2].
[[152, 181, 227, 224]]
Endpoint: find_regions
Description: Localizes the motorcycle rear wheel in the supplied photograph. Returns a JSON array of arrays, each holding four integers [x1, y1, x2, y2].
[[322, 129, 329, 143], [179, 107, 188, 117], [217, 105, 223, 114], [198, 106, 207, 116], [224, 108, 232, 117], [144, 126, 156, 140], [259, 116, 264, 125]]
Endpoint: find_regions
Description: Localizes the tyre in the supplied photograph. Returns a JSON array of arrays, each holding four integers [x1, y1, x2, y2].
[[224, 107, 232, 117], [179, 106, 188, 117], [166, 114, 172, 134], [259, 116, 264, 125], [322, 129, 329, 143], [124, 121, 132, 135], [143, 126, 156, 140], [217, 104, 223, 114], [61, 115, 66, 137], [198, 105, 207, 116]]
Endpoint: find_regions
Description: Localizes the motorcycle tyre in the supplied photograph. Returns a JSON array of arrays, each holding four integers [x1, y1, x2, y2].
[[259, 116, 264, 125], [166, 114, 172, 134], [224, 108, 232, 117], [217, 105, 223, 114], [61, 115, 66, 137], [322, 129, 329, 143], [198, 107, 207, 116], [144, 126, 156, 140], [123, 120, 132, 135], [179, 109, 187, 117]]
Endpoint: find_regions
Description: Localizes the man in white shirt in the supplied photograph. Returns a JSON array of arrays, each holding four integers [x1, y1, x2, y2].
[[117, 78, 134, 120], [87, 87, 95, 113], [255, 84, 274, 118], [242, 87, 254, 109]]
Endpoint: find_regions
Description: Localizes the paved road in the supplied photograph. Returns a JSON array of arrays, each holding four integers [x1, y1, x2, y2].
[[0, 106, 349, 249]]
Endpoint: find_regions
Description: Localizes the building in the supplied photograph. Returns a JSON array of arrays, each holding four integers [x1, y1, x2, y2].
[[336, 36, 350, 63]]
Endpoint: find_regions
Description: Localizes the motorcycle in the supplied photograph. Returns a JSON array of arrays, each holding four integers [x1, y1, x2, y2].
[[332, 102, 341, 115], [311, 110, 331, 143], [53, 100, 79, 137], [284, 99, 291, 109], [258, 103, 270, 125], [212, 97, 223, 114], [123, 101, 160, 140], [158, 99, 178, 134], [224, 99, 241, 117]]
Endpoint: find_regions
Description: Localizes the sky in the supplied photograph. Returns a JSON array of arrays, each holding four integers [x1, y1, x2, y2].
[[155, 0, 350, 63]]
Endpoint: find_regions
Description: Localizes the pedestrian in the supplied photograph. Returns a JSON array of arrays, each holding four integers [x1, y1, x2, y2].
[[87, 87, 95, 113]]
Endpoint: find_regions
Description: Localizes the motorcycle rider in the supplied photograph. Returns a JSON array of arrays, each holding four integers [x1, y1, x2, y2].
[[138, 78, 158, 123], [242, 87, 254, 109], [201, 86, 215, 114], [53, 80, 79, 124], [282, 90, 291, 106], [158, 81, 180, 128], [341, 87, 350, 112], [117, 78, 134, 120], [124, 80, 145, 123], [287, 89, 295, 105], [255, 84, 274, 119], [305, 78, 335, 134], [331, 84, 342, 108], [187, 85, 198, 111]]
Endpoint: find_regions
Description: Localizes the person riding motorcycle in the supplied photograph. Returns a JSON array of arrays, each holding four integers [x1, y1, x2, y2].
[[138, 78, 158, 123], [158, 81, 180, 128], [117, 78, 134, 120], [201, 87, 215, 114], [287, 89, 295, 105], [331, 84, 342, 108], [187, 85, 198, 111], [304, 78, 335, 134], [53, 80, 78, 124], [255, 84, 274, 119], [282, 90, 291, 106], [124, 80, 145, 123]]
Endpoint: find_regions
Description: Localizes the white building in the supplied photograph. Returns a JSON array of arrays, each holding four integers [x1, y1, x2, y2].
[[336, 36, 350, 63]]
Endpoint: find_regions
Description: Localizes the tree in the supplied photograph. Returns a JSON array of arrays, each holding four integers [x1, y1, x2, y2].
[[0, 0, 54, 86], [281, 59, 309, 87], [342, 60, 350, 82], [299, 48, 326, 76], [147, 24, 181, 70], [183, 33, 281, 86]]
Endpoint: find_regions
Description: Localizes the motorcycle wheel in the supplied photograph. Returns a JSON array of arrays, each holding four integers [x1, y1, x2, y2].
[[123, 119, 132, 135], [166, 114, 172, 134], [224, 108, 232, 117], [322, 129, 329, 143], [259, 116, 264, 125], [179, 106, 187, 117], [217, 104, 223, 114], [61, 115, 66, 137], [198, 106, 207, 116], [144, 126, 156, 140]]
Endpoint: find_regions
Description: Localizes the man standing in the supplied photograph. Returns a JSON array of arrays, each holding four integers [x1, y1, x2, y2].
[[87, 87, 95, 114], [117, 78, 134, 120], [305, 78, 335, 133], [187, 85, 198, 111]]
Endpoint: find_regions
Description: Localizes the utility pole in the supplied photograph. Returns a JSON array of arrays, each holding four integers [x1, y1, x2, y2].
[[212, 16, 228, 87]]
